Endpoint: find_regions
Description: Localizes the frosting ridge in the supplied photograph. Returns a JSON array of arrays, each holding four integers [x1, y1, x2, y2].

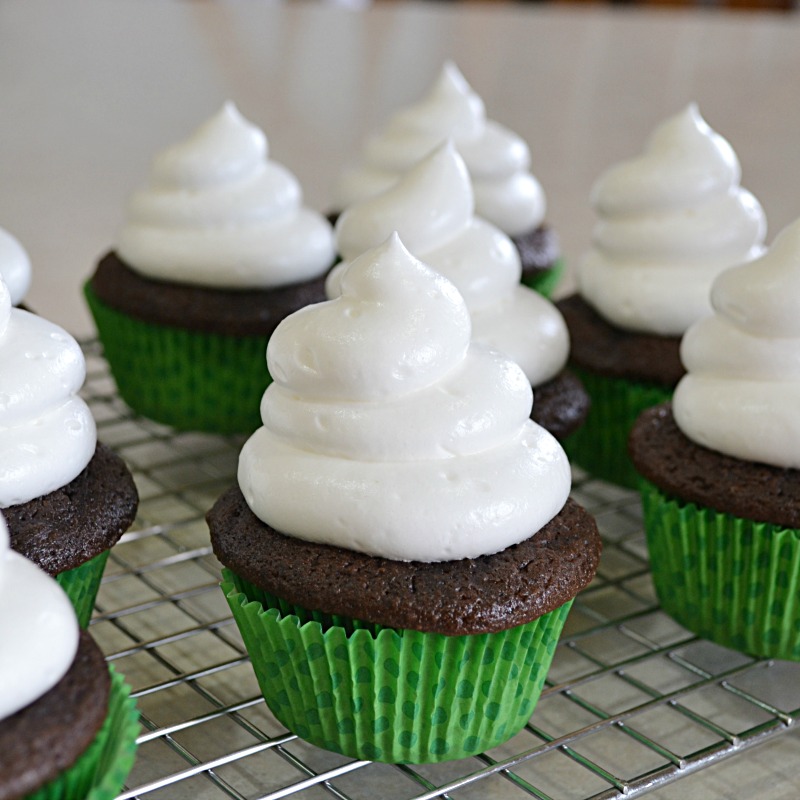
[[673, 217, 800, 469], [331, 141, 569, 386], [117, 102, 335, 289], [578, 104, 766, 336], [239, 234, 571, 562], [336, 62, 546, 236]]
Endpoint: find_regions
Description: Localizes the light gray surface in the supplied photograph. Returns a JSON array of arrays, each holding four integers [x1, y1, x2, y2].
[[1, 0, 800, 336]]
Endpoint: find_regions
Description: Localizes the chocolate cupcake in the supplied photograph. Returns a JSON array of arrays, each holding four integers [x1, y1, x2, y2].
[[208, 235, 601, 763], [630, 218, 800, 660], [0, 278, 138, 627], [329, 140, 589, 441], [332, 62, 563, 296], [85, 102, 336, 434], [558, 104, 766, 487], [0, 514, 138, 800]]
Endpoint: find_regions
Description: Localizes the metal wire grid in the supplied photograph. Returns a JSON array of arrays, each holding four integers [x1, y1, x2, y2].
[[78, 341, 800, 800]]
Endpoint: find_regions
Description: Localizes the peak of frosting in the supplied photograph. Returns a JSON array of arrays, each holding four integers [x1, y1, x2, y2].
[[579, 104, 766, 336], [0, 512, 79, 720], [331, 142, 569, 387], [117, 102, 335, 289], [239, 234, 571, 562], [0, 277, 96, 508], [0, 227, 32, 306], [336, 63, 545, 236], [674, 217, 800, 469]]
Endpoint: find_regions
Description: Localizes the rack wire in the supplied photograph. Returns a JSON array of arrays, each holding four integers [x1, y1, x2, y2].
[[80, 340, 800, 800]]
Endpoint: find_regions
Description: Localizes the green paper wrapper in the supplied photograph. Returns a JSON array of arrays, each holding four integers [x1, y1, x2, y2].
[[56, 550, 110, 629], [222, 569, 571, 763], [84, 282, 268, 435], [640, 480, 800, 661], [562, 366, 673, 488], [520, 257, 565, 299], [25, 667, 139, 800]]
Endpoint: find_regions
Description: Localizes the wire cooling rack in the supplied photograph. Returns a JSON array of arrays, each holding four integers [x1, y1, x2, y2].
[[79, 341, 800, 800]]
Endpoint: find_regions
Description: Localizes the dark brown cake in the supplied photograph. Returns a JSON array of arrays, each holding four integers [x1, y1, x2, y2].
[[531, 369, 590, 441], [5, 443, 139, 576], [90, 251, 328, 337], [0, 630, 110, 800], [208, 489, 601, 636], [513, 224, 561, 282], [557, 293, 684, 386], [629, 403, 800, 529]]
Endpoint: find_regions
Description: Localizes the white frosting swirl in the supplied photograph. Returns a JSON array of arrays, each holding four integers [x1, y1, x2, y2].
[[330, 140, 568, 387], [578, 104, 766, 336], [0, 512, 79, 720], [674, 217, 800, 469], [239, 234, 571, 563], [0, 278, 96, 508], [117, 102, 335, 289], [336, 62, 545, 237], [0, 227, 31, 306]]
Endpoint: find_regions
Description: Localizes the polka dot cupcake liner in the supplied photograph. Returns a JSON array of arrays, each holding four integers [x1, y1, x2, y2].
[[562, 366, 673, 488], [640, 480, 800, 660], [26, 667, 139, 800], [521, 257, 565, 299], [55, 550, 110, 629], [222, 569, 572, 763], [84, 282, 268, 435]]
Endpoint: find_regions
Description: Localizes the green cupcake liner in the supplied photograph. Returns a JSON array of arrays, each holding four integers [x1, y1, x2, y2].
[[26, 667, 139, 800], [222, 568, 571, 763], [84, 282, 269, 435], [640, 480, 800, 661], [561, 366, 673, 488], [520, 257, 565, 299], [56, 550, 110, 629]]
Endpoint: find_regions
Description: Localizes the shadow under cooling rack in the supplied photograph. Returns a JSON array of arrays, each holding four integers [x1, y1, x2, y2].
[[80, 340, 800, 800]]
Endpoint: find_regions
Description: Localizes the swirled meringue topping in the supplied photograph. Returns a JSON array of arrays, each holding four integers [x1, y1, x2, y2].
[[0, 512, 79, 720], [0, 277, 96, 508], [336, 62, 546, 237], [239, 234, 570, 563], [0, 227, 31, 306], [673, 217, 800, 469], [330, 140, 568, 387], [117, 102, 335, 289], [578, 104, 766, 336]]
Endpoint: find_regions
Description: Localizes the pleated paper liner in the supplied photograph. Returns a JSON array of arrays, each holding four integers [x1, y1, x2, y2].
[[222, 568, 572, 763], [561, 366, 673, 489], [521, 257, 565, 299], [26, 667, 139, 800], [84, 282, 268, 435], [640, 480, 800, 661], [54, 550, 110, 629]]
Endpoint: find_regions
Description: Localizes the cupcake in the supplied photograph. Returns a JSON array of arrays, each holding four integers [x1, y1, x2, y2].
[[333, 62, 562, 295], [85, 102, 336, 434], [0, 513, 139, 800], [558, 103, 766, 487], [208, 234, 601, 763], [629, 218, 800, 660], [0, 277, 138, 627], [329, 140, 588, 441], [0, 225, 31, 308]]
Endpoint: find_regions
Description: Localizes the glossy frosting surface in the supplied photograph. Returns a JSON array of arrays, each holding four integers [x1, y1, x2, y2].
[[0, 227, 31, 306], [117, 103, 335, 289], [331, 141, 568, 386], [0, 278, 96, 508], [674, 217, 800, 469], [239, 234, 570, 562], [0, 512, 79, 720], [578, 104, 766, 336], [336, 62, 546, 237]]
